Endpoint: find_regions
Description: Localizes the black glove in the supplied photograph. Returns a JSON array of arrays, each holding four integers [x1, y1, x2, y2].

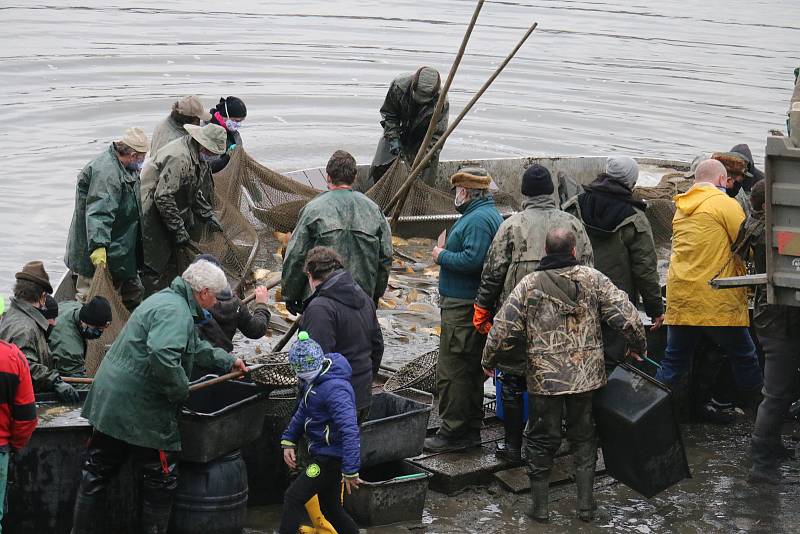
[[207, 216, 224, 234], [175, 229, 191, 247], [286, 300, 303, 315], [388, 138, 402, 157], [53, 379, 80, 404]]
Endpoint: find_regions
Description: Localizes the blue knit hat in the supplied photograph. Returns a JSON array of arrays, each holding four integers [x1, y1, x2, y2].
[[288, 331, 325, 375]]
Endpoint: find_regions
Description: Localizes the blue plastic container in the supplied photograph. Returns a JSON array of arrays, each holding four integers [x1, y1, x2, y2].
[[494, 374, 529, 422]]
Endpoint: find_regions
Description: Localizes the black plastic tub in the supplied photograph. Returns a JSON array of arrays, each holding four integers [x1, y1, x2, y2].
[[343, 460, 432, 527], [360, 392, 431, 467], [180, 377, 270, 463], [593, 364, 691, 498]]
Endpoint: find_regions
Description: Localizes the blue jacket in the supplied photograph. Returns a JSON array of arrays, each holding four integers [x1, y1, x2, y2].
[[280, 353, 361, 477], [438, 197, 503, 300]]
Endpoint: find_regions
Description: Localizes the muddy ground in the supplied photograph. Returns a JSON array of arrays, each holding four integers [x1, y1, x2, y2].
[[244, 417, 800, 533]]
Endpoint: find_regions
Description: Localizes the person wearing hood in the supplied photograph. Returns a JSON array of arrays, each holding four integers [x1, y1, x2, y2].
[[71, 260, 245, 534], [139, 123, 227, 296], [65, 127, 149, 311], [206, 96, 246, 174], [192, 254, 270, 354], [279, 333, 361, 534], [49, 297, 112, 378], [149, 96, 211, 157], [369, 66, 449, 187], [0, 262, 79, 403], [282, 150, 393, 314], [299, 246, 384, 420], [474, 164, 593, 462], [655, 160, 763, 405], [563, 156, 664, 364], [482, 228, 646, 523], [424, 167, 503, 453]]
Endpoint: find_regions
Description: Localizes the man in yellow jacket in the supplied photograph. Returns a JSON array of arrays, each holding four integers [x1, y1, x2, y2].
[[655, 159, 763, 399]]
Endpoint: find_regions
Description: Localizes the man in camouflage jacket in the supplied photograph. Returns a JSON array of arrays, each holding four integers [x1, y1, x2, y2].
[[482, 229, 646, 523], [474, 164, 593, 462]]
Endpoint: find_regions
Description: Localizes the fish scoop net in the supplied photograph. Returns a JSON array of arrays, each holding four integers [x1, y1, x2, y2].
[[84, 264, 130, 376], [383, 349, 439, 394], [247, 351, 296, 388]]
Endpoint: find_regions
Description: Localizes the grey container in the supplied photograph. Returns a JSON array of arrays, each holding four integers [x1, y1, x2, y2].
[[360, 392, 431, 467], [766, 135, 800, 307], [343, 460, 432, 527], [179, 377, 270, 463]]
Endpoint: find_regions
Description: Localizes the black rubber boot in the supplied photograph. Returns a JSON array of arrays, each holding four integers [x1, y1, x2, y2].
[[141, 500, 173, 534], [527, 477, 549, 522], [70, 488, 106, 534], [496, 376, 524, 463], [575, 469, 596, 522], [749, 437, 781, 485]]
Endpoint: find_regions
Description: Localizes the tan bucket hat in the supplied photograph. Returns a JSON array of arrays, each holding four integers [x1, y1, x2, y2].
[[15, 261, 52, 294], [120, 127, 149, 153], [184, 123, 227, 155], [175, 95, 211, 122]]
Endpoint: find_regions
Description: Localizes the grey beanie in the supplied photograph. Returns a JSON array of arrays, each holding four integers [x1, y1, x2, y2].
[[606, 156, 639, 190]]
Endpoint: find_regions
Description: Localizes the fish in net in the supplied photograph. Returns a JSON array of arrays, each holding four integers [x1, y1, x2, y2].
[[383, 349, 438, 394], [83, 264, 130, 376]]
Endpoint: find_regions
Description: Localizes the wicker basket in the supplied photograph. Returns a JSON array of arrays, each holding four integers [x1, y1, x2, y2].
[[383, 350, 438, 394], [248, 352, 296, 388]]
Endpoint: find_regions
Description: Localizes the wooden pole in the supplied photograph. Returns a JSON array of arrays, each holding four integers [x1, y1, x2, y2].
[[62, 377, 93, 384], [188, 364, 267, 393], [242, 276, 281, 304], [272, 319, 300, 353], [384, 0, 485, 217], [388, 22, 539, 231]]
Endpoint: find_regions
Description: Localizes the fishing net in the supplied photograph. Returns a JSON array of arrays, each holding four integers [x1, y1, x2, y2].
[[383, 349, 438, 394], [248, 351, 296, 388], [366, 158, 520, 216], [633, 172, 694, 250], [84, 264, 130, 376]]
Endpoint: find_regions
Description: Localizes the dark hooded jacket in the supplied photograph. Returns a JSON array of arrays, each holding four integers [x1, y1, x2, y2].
[[299, 270, 384, 411], [730, 144, 764, 193], [196, 295, 270, 353], [280, 353, 360, 477], [564, 174, 664, 319]]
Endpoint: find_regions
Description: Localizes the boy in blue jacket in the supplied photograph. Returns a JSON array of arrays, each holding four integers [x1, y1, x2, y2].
[[279, 332, 362, 534]]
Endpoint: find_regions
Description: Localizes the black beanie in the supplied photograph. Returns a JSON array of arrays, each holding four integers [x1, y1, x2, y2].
[[42, 295, 59, 320], [521, 164, 554, 197], [79, 297, 112, 326], [215, 97, 247, 118], [194, 253, 221, 267]]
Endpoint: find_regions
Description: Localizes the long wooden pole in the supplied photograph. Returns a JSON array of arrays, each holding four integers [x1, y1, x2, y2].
[[410, 0, 485, 172], [388, 22, 539, 231]]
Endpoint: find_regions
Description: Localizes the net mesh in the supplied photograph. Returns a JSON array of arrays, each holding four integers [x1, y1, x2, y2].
[[633, 172, 694, 250], [84, 264, 130, 376], [383, 349, 438, 394]]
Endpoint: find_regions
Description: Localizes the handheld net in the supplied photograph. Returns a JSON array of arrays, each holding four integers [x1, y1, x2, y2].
[[84, 264, 130, 376]]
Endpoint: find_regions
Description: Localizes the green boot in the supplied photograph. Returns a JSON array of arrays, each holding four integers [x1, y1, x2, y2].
[[527, 477, 549, 522]]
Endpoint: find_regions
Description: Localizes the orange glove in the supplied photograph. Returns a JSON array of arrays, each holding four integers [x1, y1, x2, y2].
[[473, 304, 493, 335]]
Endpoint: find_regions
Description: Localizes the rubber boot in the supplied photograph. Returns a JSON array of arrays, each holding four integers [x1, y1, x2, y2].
[[575, 469, 596, 522], [299, 495, 338, 534], [70, 489, 105, 534], [527, 477, 549, 522], [496, 379, 524, 463], [749, 437, 781, 485], [141, 500, 172, 534]]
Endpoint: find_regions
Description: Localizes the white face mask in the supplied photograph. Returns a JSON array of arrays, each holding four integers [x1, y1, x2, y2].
[[454, 188, 469, 208]]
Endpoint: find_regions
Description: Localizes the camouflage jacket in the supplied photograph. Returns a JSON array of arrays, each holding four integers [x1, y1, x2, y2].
[[476, 195, 594, 313], [281, 189, 393, 306], [140, 136, 215, 273], [0, 298, 59, 392], [482, 265, 646, 395]]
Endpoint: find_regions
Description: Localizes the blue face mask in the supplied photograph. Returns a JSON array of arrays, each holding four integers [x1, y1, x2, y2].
[[80, 325, 104, 340], [225, 119, 241, 132], [194, 309, 213, 326], [126, 160, 144, 172]]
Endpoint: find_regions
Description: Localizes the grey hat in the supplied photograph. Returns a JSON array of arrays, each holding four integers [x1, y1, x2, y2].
[[184, 123, 227, 155], [412, 67, 441, 105], [606, 156, 639, 190]]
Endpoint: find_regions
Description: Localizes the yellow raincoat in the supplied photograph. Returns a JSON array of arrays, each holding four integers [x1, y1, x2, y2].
[[665, 183, 748, 326]]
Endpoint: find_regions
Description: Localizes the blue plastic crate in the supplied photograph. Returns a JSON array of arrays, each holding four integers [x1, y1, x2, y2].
[[494, 374, 529, 422]]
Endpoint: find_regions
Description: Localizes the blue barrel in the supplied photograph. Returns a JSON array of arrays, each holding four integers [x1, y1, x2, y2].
[[169, 450, 249, 534], [494, 375, 529, 422]]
